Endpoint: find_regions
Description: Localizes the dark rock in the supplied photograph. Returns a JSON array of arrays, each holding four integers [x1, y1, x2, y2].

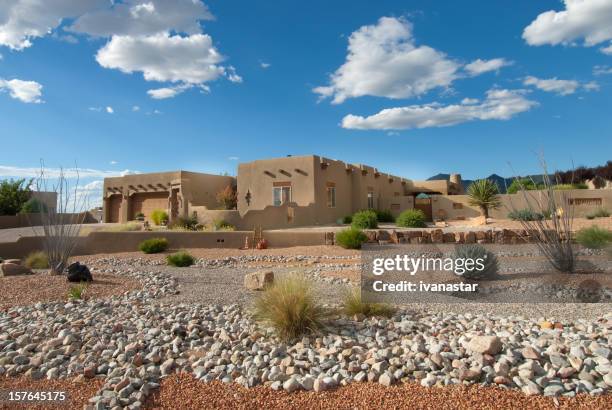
[[66, 262, 93, 282]]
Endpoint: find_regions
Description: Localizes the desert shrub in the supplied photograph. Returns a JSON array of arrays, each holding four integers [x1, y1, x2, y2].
[[214, 219, 235, 231], [586, 208, 610, 219], [68, 283, 87, 300], [109, 222, 141, 232], [20, 198, 48, 214], [24, 251, 49, 269], [351, 210, 378, 229], [253, 274, 327, 340], [554, 183, 588, 190], [151, 209, 169, 226], [335, 228, 368, 249], [507, 178, 542, 194], [170, 213, 199, 231], [139, 237, 169, 254], [342, 215, 352, 224], [396, 209, 427, 228], [0, 178, 32, 216], [167, 251, 195, 267], [216, 185, 237, 210], [342, 288, 395, 317], [375, 209, 395, 223], [508, 209, 544, 221], [575, 226, 612, 249], [453, 244, 498, 280]]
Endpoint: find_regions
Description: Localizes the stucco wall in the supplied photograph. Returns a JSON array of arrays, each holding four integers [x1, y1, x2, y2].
[[182, 171, 236, 210], [0, 212, 98, 229]]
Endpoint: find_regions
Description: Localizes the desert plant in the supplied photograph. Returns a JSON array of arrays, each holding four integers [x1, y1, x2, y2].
[[170, 213, 199, 231], [375, 209, 395, 223], [20, 197, 48, 214], [151, 209, 169, 226], [396, 209, 427, 228], [342, 215, 352, 224], [108, 222, 141, 232], [24, 250, 49, 269], [0, 178, 32, 216], [68, 283, 87, 300], [453, 244, 498, 280], [554, 183, 588, 190], [507, 156, 575, 272], [575, 226, 612, 249], [586, 208, 610, 219], [214, 219, 235, 231], [139, 237, 169, 254], [507, 209, 544, 221], [216, 185, 237, 210], [351, 210, 378, 229], [336, 228, 368, 249], [253, 274, 327, 341], [167, 251, 195, 267], [467, 179, 501, 219], [342, 287, 395, 317]]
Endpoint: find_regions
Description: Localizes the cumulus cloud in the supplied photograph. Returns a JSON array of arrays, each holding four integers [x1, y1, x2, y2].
[[105, 106, 113, 113], [0, 78, 43, 103], [601, 44, 612, 55], [132, 105, 140, 111], [68, 0, 213, 38], [341, 89, 536, 130], [314, 17, 461, 104], [594, 65, 612, 75], [464, 58, 513, 76], [523, 76, 596, 95], [147, 84, 192, 99], [523, 0, 612, 50], [260, 61, 271, 69]]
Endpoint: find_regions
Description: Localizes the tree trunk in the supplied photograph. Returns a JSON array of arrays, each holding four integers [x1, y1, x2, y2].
[[481, 206, 489, 219]]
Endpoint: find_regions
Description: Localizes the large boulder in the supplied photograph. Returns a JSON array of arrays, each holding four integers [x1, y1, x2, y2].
[[0, 262, 33, 277], [244, 270, 274, 290], [66, 262, 93, 282], [467, 336, 502, 355]]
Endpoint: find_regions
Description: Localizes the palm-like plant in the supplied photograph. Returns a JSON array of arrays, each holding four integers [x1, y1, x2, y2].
[[467, 179, 501, 219]]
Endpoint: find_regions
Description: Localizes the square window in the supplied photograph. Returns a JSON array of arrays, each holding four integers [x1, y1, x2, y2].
[[273, 186, 291, 206]]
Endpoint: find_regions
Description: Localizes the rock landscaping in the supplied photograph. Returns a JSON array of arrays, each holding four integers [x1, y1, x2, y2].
[[0, 250, 609, 409]]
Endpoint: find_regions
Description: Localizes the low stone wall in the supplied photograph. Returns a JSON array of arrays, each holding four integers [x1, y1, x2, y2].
[[338, 228, 554, 245]]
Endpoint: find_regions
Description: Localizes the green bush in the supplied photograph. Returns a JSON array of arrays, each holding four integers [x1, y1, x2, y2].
[[335, 228, 368, 249], [68, 283, 87, 300], [351, 210, 378, 229], [108, 222, 141, 232], [453, 244, 498, 280], [375, 209, 395, 223], [24, 251, 49, 269], [576, 226, 612, 249], [342, 288, 395, 318], [342, 215, 353, 224], [554, 183, 588, 190], [253, 274, 327, 341], [396, 209, 426, 228], [167, 251, 195, 267], [139, 237, 169, 254], [508, 209, 544, 221], [20, 198, 48, 214], [507, 178, 542, 194], [170, 213, 199, 231], [151, 209, 169, 225], [214, 219, 235, 231], [586, 208, 610, 219]]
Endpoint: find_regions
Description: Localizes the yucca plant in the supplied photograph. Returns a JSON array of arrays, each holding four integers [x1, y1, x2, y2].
[[467, 179, 501, 219]]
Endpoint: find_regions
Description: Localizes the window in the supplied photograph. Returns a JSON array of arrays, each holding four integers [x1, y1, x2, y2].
[[273, 186, 291, 206], [367, 191, 375, 209], [327, 186, 336, 208]]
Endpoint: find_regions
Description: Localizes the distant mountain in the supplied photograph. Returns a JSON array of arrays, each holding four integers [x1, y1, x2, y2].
[[427, 173, 543, 194]]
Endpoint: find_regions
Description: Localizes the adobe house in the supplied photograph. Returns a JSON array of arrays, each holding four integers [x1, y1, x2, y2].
[[102, 155, 462, 225]]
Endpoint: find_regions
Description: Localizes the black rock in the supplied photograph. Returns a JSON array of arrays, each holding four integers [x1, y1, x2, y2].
[[66, 262, 93, 282]]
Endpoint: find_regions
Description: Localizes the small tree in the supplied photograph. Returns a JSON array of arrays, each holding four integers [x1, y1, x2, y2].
[[507, 178, 541, 194], [0, 178, 32, 215], [216, 185, 237, 210], [20, 197, 48, 214], [467, 179, 501, 219]]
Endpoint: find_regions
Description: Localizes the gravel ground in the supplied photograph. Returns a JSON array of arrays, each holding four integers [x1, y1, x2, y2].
[[0, 376, 104, 409], [0, 272, 141, 311], [145, 373, 612, 409]]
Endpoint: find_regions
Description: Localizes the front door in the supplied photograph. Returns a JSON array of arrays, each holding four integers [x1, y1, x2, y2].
[[414, 194, 433, 221]]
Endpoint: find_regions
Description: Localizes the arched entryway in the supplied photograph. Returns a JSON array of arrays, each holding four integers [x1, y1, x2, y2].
[[414, 193, 433, 221]]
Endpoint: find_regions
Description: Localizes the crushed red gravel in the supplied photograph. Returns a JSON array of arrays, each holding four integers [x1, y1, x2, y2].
[[0, 376, 104, 409], [0, 272, 140, 310], [145, 373, 612, 410]]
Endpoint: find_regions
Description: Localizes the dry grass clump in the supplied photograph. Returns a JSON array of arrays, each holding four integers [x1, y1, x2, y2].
[[342, 287, 395, 318], [253, 274, 328, 340], [24, 251, 49, 269]]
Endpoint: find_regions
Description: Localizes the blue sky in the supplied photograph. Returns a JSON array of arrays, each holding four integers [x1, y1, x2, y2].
[[1, 0, 611, 206]]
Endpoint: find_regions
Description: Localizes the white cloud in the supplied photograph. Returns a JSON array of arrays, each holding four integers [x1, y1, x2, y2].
[[464, 58, 513, 76], [0, 0, 102, 50], [594, 65, 612, 75], [105, 106, 113, 113], [0, 78, 43, 103], [96, 32, 238, 96], [132, 105, 140, 111], [314, 17, 460, 104], [601, 43, 612, 55], [260, 61, 270, 69], [523, 0, 612, 49], [341, 88, 536, 130], [109, 160, 118, 165], [0, 165, 139, 179], [68, 0, 213, 38], [523, 76, 596, 95]]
